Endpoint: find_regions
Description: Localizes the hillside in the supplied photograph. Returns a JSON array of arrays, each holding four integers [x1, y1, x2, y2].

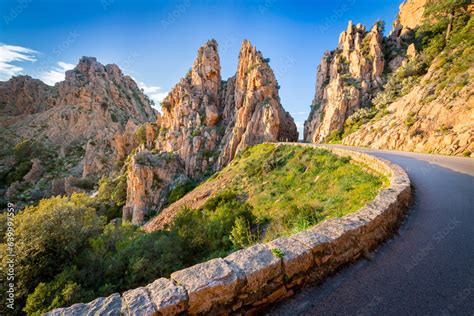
[[145, 144, 387, 241], [0, 57, 157, 209], [304, 0, 473, 156], [1, 143, 386, 314]]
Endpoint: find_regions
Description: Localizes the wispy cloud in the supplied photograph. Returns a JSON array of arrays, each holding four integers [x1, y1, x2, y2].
[[0, 43, 37, 80], [40, 61, 75, 86], [135, 79, 168, 108], [291, 111, 309, 116]]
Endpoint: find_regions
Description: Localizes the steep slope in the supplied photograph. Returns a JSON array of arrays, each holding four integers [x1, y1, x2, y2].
[[144, 144, 386, 239], [0, 57, 157, 207], [304, 21, 385, 143], [304, 0, 473, 156], [124, 40, 298, 224]]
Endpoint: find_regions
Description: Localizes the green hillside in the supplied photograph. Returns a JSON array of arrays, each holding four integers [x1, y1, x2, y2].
[[182, 143, 387, 243]]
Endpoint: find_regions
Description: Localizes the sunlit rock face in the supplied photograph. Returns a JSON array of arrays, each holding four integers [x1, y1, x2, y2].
[[124, 39, 298, 224], [304, 21, 384, 143], [0, 57, 157, 202]]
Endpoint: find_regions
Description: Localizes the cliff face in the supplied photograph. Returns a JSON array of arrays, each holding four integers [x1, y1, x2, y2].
[[303, 0, 473, 156], [0, 76, 56, 115], [304, 21, 384, 142], [342, 63, 473, 155], [123, 151, 183, 224], [218, 40, 298, 166], [124, 39, 298, 224], [0, 57, 156, 205], [392, 0, 428, 35], [153, 40, 224, 178]]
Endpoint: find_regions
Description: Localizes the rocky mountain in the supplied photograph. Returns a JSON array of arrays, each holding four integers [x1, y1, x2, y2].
[[0, 57, 157, 207], [304, 20, 385, 142], [304, 0, 473, 156], [123, 39, 298, 224]]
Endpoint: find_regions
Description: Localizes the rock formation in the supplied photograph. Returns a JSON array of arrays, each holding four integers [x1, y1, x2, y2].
[[304, 0, 473, 156], [342, 58, 474, 156], [390, 0, 428, 38], [123, 151, 183, 224], [124, 39, 298, 224], [218, 40, 298, 166], [153, 39, 224, 178], [0, 57, 157, 206], [304, 21, 385, 142]]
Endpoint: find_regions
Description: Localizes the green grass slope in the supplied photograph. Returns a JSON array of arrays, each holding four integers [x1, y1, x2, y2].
[[176, 143, 387, 242]]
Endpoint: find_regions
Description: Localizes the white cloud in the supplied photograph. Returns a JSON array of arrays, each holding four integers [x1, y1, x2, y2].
[[0, 43, 38, 80], [294, 120, 305, 129], [290, 111, 309, 116], [40, 61, 75, 86], [135, 79, 168, 108]]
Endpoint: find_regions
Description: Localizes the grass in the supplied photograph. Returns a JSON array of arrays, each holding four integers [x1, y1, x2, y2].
[[183, 144, 387, 242], [271, 248, 284, 258]]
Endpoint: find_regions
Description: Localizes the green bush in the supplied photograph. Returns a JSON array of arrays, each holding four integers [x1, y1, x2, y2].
[[404, 112, 417, 127], [191, 129, 201, 137], [168, 180, 196, 204], [133, 125, 147, 145], [6, 160, 32, 184], [18, 190, 257, 314], [271, 248, 284, 258], [69, 177, 96, 190], [230, 217, 255, 249], [0, 194, 105, 312], [325, 130, 343, 143]]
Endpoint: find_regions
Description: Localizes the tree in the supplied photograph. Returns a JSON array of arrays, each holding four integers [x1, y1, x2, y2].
[[24, 267, 88, 315], [423, 0, 471, 40], [1, 194, 105, 307]]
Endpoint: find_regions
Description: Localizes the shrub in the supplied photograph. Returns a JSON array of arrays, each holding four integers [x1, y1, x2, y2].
[[0, 194, 105, 310], [404, 112, 417, 127], [6, 160, 32, 184], [230, 217, 255, 249], [325, 130, 343, 143], [168, 180, 196, 204], [271, 248, 284, 258], [24, 268, 88, 315], [134, 125, 147, 145], [191, 129, 201, 137], [70, 177, 96, 190]]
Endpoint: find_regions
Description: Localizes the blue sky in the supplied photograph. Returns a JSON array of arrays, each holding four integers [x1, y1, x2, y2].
[[0, 0, 402, 134]]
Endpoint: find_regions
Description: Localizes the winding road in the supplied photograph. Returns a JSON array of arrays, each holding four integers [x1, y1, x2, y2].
[[269, 146, 474, 315]]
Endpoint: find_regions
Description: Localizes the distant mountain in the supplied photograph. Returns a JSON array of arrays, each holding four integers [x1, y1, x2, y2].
[[304, 0, 473, 157]]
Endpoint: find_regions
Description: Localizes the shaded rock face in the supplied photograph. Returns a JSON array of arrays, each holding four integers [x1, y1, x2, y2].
[[124, 39, 298, 224], [0, 76, 55, 115], [304, 21, 384, 142], [123, 151, 183, 224], [0, 57, 156, 204]]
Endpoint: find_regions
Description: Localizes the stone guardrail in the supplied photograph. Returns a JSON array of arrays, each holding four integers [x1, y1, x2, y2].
[[46, 143, 411, 315]]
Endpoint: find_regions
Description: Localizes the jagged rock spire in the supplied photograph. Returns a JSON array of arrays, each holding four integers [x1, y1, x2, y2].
[[125, 39, 298, 225]]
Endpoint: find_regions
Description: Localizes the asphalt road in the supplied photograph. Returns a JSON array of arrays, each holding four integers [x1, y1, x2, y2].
[[268, 146, 474, 316]]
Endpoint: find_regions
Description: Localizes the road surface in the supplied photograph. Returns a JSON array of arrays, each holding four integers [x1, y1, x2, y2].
[[268, 146, 474, 315]]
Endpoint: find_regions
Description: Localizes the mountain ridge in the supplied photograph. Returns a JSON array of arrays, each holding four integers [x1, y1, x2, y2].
[[303, 0, 473, 157]]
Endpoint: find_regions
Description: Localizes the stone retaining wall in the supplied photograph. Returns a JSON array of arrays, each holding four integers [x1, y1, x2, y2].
[[46, 143, 411, 316]]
